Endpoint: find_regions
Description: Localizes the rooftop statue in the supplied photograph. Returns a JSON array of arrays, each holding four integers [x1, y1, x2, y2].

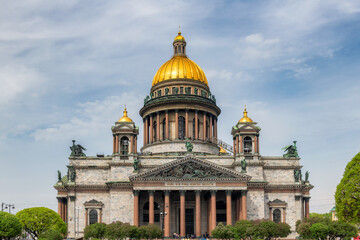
[[133, 158, 139, 171], [294, 169, 300, 182], [282, 140, 299, 158], [70, 140, 86, 157], [305, 171, 310, 182], [186, 142, 193, 152], [241, 158, 247, 173], [57, 170, 61, 181]]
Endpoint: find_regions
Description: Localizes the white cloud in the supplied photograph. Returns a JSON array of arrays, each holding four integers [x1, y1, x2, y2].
[[0, 65, 44, 105]]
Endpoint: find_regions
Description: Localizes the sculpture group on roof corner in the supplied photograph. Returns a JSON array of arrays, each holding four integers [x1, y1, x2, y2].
[[55, 30, 313, 239]]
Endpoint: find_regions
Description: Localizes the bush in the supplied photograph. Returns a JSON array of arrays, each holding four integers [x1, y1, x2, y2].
[[0, 212, 22, 240], [232, 220, 254, 240], [84, 223, 107, 239], [211, 222, 234, 240], [38, 229, 63, 240]]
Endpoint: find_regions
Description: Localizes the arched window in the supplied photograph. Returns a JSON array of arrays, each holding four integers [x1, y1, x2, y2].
[[273, 209, 281, 223], [175, 47, 178, 54], [178, 116, 185, 140], [143, 201, 160, 223], [244, 136, 252, 153], [162, 118, 166, 140], [178, 46, 181, 53], [89, 209, 98, 225], [206, 120, 210, 140], [153, 121, 157, 141], [120, 137, 129, 155]]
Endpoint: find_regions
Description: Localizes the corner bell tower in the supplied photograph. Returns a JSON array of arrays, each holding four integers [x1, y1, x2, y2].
[[112, 107, 139, 158], [231, 106, 261, 159]]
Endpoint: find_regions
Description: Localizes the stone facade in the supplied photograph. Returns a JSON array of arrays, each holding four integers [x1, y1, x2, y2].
[[55, 32, 313, 239]]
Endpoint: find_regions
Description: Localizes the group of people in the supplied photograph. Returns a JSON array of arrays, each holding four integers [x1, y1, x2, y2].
[[172, 232, 210, 240]]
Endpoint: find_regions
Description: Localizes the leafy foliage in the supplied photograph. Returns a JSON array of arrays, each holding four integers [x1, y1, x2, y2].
[[296, 215, 357, 240], [84, 222, 107, 239], [228, 220, 291, 240], [38, 229, 64, 240], [211, 222, 234, 240], [0, 212, 22, 240], [16, 207, 66, 240], [335, 152, 360, 223]]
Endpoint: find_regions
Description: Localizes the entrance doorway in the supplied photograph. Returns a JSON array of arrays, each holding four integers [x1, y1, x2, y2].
[[178, 208, 194, 236]]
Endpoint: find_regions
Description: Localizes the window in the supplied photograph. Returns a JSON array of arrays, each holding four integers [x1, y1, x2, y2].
[[120, 137, 129, 155], [244, 136, 252, 153], [273, 209, 281, 223], [162, 118, 166, 140], [89, 209, 98, 225], [153, 121, 157, 141], [157, 90, 161, 97], [178, 116, 185, 140], [180, 87, 184, 94]]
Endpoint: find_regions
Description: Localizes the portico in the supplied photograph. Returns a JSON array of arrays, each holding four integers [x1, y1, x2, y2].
[[130, 156, 251, 237]]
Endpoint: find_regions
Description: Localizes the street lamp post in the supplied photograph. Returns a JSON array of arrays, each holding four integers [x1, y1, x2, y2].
[[160, 210, 167, 240], [1, 203, 15, 214]]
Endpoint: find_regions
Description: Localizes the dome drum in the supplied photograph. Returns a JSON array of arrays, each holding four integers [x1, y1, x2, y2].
[[141, 140, 220, 155]]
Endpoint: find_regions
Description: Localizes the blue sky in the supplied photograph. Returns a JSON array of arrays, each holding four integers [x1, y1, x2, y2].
[[1, 0, 360, 213]]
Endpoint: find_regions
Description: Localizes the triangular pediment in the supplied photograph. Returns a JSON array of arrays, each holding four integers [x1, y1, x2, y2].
[[238, 123, 259, 131], [130, 156, 251, 181]]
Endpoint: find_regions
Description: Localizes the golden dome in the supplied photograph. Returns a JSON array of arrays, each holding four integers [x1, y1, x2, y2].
[[239, 105, 253, 123], [118, 107, 133, 122], [219, 146, 227, 153], [152, 56, 208, 86], [174, 31, 185, 41]]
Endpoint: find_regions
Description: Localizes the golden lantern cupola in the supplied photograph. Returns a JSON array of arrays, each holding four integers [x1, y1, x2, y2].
[[173, 30, 186, 56], [239, 105, 253, 123], [118, 107, 133, 123]]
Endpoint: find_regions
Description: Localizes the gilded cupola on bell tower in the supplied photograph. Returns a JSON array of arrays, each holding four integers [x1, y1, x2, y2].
[[112, 107, 139, 159], [139, 30, 221, 155]]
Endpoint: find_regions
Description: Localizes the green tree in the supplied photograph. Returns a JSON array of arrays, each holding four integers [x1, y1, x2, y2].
[[84, 222, 107, 239], [144, 224, 162, 239], [16, 207, 66, 240], [296, 222, 312, 239], [335, 152, 360, 223], [232, 220, 254, 240], [211, 222, 234, 240], [252, 220, 291, 240], [0, 212, 22, 240], [38, 229, 63, 240], [309, 222, 329, 240], [327, 221, 357, 240], [105, 221, 125, 240], [309, 212, 331, 222]]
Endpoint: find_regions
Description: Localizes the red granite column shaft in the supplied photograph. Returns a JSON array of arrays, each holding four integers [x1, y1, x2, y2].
[[209, 115, 213, 140], [195, 111, 199, 139], [115, 135, 119, 153], [61, 200, 65, 221], [210, 191, 216, 235], [185, 110, 189, 139], [240, 136, 243, 153], [57, 198, 62, 217], [254, 136, 257, 153], [164, 191, 170, 238], [113, 135, 116, 153], [305, 198, 310, 218], [130, 135, 134, 153], [134, 191, 139, 227], [203, 112, 206, 140], [241, 191, 247, 220], [214, 118, 217, 138], [233, 138, 236, 156], [235, 135, 239, 154], [195, 191, 201, 237], [149, 191, 154, 224], [165, 111, 169, 140], [226, 191, 232, 225], [180, 191, 186, 237], [143, 120, 146, 145], [145, 118, 149, 145], [134, 136, 137, 153], [175, 111, 179, 139], [149, 115, 153, 143], [156, 113, 160, 142]]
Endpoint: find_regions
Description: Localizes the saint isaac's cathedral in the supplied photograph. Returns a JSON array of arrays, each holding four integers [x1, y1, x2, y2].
[[55, 31, 313, 239]]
